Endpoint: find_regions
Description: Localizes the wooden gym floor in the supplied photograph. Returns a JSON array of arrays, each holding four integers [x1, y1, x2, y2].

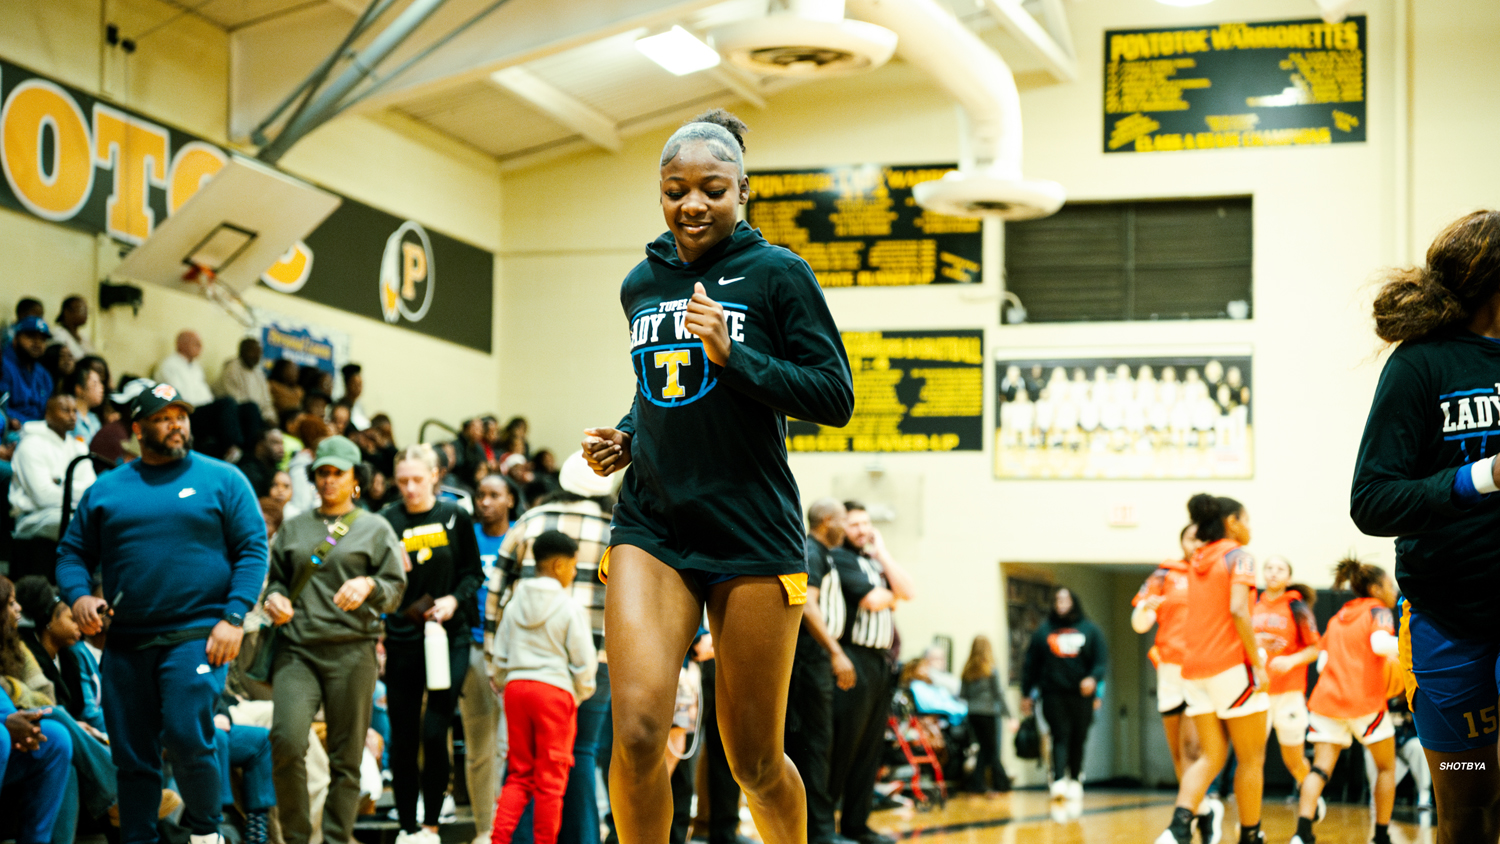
[[865, 789, 1434, 843]]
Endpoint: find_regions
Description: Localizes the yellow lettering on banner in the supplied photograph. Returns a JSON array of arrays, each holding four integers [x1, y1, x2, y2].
[[167, 141, 226, 213], [261, 241, 315, 293], [401, 241, 427, 298], [92, 104, 168, 244], [0, 79, 94, 221]]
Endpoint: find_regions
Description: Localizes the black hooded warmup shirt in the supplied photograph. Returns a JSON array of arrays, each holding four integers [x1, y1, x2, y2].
[[611, 222, 854, 576]]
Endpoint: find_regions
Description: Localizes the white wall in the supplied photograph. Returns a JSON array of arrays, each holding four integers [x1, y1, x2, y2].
[[0, 0, 504, 443]]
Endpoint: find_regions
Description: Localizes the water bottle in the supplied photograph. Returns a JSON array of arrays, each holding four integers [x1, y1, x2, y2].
[[424, 621, 451, 690]]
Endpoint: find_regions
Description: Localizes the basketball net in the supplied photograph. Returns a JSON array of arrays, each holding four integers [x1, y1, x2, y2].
[[183, 263, 256, 328]]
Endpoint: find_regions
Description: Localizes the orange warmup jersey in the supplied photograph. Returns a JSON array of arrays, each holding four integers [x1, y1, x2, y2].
[[1308, 596, 1396, 720], [1253, 590, 1321, 695], [1133, 559, 1191, 666], [1182, 539, 1257, 680]]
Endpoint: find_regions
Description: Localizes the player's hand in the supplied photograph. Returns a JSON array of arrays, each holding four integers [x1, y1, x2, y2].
[[426, 595, 459, 623], [6, 708, 47, 752], [265, 593, 295, 626], [334, 576, 375, 612], [1251, 663, 1269, 692], [1141, 595, 1166, 612], [214, 714, 232, 733], [206, 621, 243, 667], [685, 282, 732, 366], [832, 651, 857, 690], [1268, 655, 1296, 676], [1080, 676, 1098, 697], [73, 595, 110, 636], [582, 428, 633, 477], [1020, 697, 1034, 717]]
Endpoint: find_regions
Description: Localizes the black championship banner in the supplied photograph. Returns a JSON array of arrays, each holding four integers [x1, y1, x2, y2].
[[0, 58, 493, 351], [1104, 16, 1366, 154], [788, 329, 984, 453], [747, 165, 982, 287]]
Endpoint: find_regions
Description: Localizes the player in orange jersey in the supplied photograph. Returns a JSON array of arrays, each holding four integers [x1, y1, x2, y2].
[[1155, 495, 1268, 844], [1290, 559, 1401, 844], [1251, 556, 1321, 790], [1134, 524, 1225, 843]]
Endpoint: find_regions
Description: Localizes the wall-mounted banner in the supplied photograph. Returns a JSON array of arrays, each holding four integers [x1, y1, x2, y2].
[[788, 329, 984, 453], [994, 354, 1252, 479], [1104, 16, 1366, 154], [0, 58, 492, 351], [250, 306, 350, 377], [747, 165, 982, 287]]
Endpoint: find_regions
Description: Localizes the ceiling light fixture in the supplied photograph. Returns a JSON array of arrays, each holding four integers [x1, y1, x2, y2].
[[1155, 0, 1215, 6], [636, 26, 721, 76]]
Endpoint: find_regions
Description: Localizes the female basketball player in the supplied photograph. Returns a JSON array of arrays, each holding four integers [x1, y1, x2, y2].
[[582, 110, 854, 844], [1352, 210, 1500, 844], [1155, 495, 1268, 844], [1133, 524, 1224, 843], [1290, 559, 1401, 844], [1252, 556, 1320, 790]]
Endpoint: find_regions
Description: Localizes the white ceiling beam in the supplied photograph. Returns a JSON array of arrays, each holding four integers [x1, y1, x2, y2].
[[1031, 0, 1075, 60], [491, 67, 623, 153], [981, 0, 1076, 83], [709, 65, 767, 109]]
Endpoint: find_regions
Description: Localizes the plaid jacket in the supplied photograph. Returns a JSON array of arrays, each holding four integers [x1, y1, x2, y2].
[[483, 499, 610, 660]]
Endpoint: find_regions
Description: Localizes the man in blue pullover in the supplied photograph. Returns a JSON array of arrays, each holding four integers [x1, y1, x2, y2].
[[56, 382, 268, 844], [0, 315, 55, 425]]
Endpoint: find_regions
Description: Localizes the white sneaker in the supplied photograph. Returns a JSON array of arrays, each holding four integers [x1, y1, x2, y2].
[[413, 830, 442, 844], [1066, 778, 1083, 800], [1154, 828, 1190, 844], [1289, 836, 1309, 844], [1315, 796, 1327, 822], [440, 794, 457, 823], [1196, 796, 1224, 844], [189, 835, 224, 844], [1049, 779, 1068, 799], [394, 833, 418, 844]]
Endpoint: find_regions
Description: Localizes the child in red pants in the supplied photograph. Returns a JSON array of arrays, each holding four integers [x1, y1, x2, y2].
[[489, 530, 598, 844]]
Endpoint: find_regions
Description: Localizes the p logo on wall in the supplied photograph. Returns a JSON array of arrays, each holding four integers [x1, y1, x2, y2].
[[379, 221, 435, 324], [0, 58, 493, 352]]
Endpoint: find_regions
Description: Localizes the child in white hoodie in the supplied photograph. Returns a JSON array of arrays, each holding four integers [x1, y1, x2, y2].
[[489, 530, 597, 844]]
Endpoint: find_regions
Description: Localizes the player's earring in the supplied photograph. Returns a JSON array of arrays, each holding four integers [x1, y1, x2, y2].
[[354, 484, 361, 500]]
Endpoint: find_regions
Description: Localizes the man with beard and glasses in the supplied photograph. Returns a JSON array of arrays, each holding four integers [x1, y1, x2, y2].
[[54, 382, 269, 844]]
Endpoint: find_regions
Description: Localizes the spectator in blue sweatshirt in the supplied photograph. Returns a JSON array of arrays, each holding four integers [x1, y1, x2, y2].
[[0, 316, 55, 426], [55, 382, 268, 844]]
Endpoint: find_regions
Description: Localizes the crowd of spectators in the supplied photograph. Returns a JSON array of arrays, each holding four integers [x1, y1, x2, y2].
[[0, 294, 998, 844], [0, 295, 568, 844]]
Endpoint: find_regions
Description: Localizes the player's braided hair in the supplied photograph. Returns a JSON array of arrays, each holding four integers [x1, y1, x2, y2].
[[1373, 210, 1500, 342]]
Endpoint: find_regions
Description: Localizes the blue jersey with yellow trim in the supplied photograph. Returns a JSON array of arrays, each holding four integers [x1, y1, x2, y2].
[[610, 222, 853, 576]]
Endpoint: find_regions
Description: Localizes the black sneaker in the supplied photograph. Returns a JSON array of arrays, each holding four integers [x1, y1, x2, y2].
[[1196, 797, 1224, 844]]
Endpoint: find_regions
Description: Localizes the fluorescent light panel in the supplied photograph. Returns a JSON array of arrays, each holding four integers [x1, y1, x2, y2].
[[1156, 0, 1215, 6], [636, 25, 721, 75]]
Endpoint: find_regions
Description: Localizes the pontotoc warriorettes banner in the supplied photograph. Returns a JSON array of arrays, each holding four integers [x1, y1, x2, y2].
[[788, 329, 984, 453], [0, 58, 493, 352], [1104, 16, 1366, 154]]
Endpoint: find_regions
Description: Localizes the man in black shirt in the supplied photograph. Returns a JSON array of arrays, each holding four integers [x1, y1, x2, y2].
[[829, 544, 899, 844], [237, 428, 285, 497], [785, 498, 856, 844]]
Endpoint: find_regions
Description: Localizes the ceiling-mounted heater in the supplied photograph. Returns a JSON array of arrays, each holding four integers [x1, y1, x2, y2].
[[710, 0, 897, 77], [848, 0, 1064, 220]]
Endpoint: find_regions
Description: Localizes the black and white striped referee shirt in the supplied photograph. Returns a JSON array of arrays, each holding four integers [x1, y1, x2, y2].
[[804, 535, 846, 642], [834, 547, 895, 651]]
